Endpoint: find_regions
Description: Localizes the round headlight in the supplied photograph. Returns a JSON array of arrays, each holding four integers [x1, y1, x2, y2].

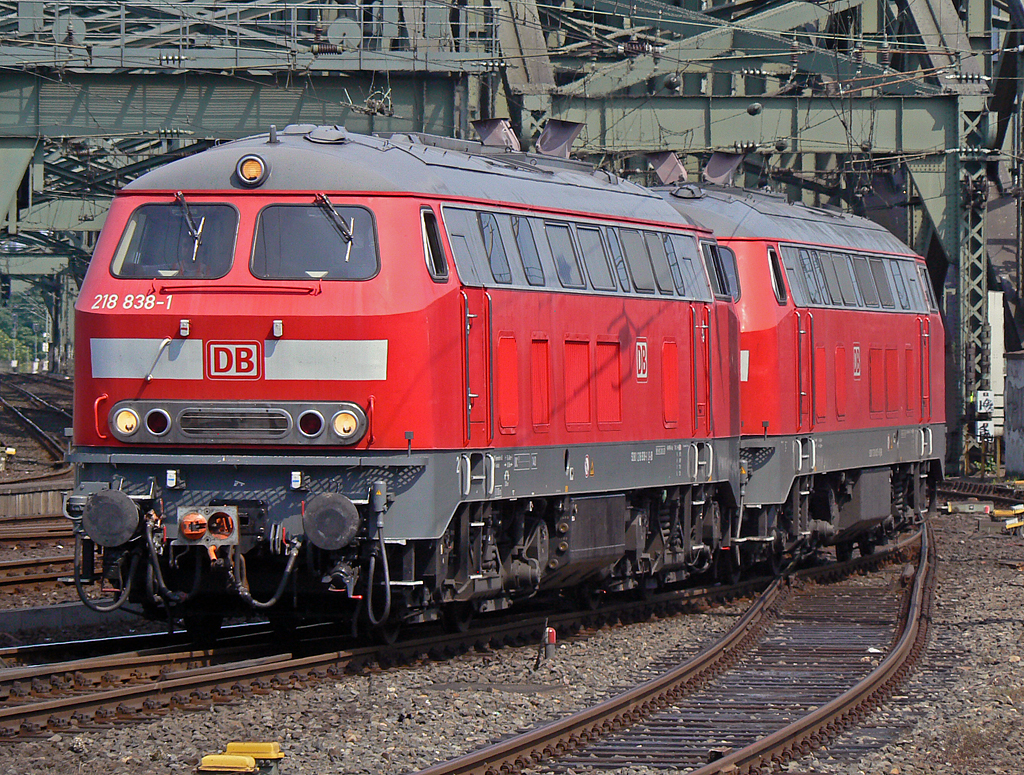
[[236, 154, 269, 187], [332, 410, 361, 442], [114, 408, 140, 435]]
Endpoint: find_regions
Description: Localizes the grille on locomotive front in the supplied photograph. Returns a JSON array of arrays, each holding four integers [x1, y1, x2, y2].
[[178, 407, 291, 438]]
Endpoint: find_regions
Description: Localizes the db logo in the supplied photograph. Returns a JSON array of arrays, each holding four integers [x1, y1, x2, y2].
[[635, 339, 648, 383], [206, 341, 262, 380], [852, 344, 862, 379]]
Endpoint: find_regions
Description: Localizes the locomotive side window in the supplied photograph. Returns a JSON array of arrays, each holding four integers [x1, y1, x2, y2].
[[644, 232, 676, 295], [851, 256, 879, 307], [252, 204, 378, 280], [619, 229, 656, 293], [780, 247, 809, 306], [421, 208, 448, 282], [511, 216, 545, 286], [917, 265, 939, 311], [577, 226, 616, 290], [545, 222, 586, 288], [816, 251, 844, 304], [701, 241, 733, 298], [869, 258, 895, 308], [797, 249, 829, 305], [605, 229, 633, 292], [767, 248, 787, 304], [900, 261, 926, 311], [831, 253, 859, 307], [669, 234, 712, 301], [888, 259, 911, 310], [478, 212, 512, 284], [111, 203, 237, 279], [441, 207, 482, 285], [717, 246, 741, 301]]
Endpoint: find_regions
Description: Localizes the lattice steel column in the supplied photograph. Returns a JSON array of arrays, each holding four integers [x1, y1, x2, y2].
[[957, 105, 991, 473]]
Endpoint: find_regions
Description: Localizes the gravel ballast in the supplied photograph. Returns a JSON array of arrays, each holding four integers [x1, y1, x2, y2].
[[0, 512, 1020, 775]]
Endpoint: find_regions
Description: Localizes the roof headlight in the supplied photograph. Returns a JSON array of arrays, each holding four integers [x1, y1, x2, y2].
[[236, 154, 269, 187], [114, 408, 140, 436], [331, 404, 367, 444]]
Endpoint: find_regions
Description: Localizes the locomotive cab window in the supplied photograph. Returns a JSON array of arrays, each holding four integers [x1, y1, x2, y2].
[[701, 241, 735, 299], [421, 208, 448, 282], [767, 248, 787, 304], [252, 203, 378, 280], [110, 202, 237, 279], [918, 265, 939, 311], [717, 245, 740, 301]]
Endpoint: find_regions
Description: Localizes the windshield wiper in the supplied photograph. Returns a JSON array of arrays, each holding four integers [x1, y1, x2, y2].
[[175, 191, 205, 264], [315, 193, 354, 262]]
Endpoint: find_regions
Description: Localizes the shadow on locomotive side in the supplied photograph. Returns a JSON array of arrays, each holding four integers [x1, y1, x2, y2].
[[63, 123, 944, 643]]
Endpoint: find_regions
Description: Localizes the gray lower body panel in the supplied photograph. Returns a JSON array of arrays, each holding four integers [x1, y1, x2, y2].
[[741, 423, 945, 507], [70, 436, 740, 542]]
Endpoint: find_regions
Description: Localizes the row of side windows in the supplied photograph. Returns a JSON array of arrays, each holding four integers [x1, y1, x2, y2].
[[779, 245, 938, 313], [442, 206, 735, 302]]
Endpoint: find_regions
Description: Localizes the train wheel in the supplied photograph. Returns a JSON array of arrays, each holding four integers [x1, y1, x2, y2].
[[858, 538, 876, 557], [441, 602, 474, 634]]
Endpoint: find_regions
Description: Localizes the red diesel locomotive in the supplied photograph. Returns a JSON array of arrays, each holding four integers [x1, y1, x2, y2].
[[659, 185, 944, 564], [65, 125, 745, 639]]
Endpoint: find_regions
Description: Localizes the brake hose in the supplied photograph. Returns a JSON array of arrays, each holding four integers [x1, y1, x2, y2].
[[144, 523, 190, 605], [74, 533, 139, 613], [365, 529, 392, 626], [232, 539, 302, 610]]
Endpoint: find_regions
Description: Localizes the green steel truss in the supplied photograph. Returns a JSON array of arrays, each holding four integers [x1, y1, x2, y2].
[[0, 0, 1013, 470]]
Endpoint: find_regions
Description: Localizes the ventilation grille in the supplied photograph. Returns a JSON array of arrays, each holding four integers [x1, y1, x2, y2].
[[179, 407, 291, 438]]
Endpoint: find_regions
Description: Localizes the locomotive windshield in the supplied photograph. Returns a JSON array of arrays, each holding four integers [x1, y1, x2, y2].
[[251, 204, 378, 280], [110, 203, 237, 279]]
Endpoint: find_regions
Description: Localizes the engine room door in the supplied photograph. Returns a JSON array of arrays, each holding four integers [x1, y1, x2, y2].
[[918, 315, 932, 422], [691, 303, 711, 436], [461, 289, 492, 443], [794, 310, 813, 431]]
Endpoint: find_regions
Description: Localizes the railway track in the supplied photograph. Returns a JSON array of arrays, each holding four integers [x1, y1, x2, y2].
[[0, 571, 775, 739], [937, 477, 1024, 509], [0, 555, 74, 588], [0, 374, 72, 469], [0, 513, 71, 545], [0, 532, 919, 745], [410, 527, 928, 775]]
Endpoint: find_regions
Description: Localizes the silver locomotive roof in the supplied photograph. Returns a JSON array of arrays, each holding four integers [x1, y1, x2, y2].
[[126, 125, 698, 227], [657, 184, 914, 256]]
